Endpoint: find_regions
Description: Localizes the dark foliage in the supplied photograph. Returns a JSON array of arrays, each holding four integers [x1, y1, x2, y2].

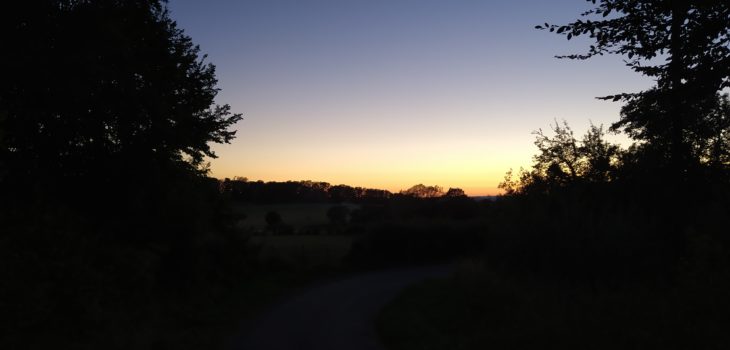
[[347, 222, 485, 268], [443, 187, 467, 197], [0, 1, 244, 348], [495, 119, 730, 286], [538, 0, 730, 174], [345, 196, 487, 268], [499, 121, 622, 195], [377, 3, 730, 349], [615, 92, 730, 171], [399, 184, 444, 198], [220, 178, 393, 204], [495, 0, 730, 283]]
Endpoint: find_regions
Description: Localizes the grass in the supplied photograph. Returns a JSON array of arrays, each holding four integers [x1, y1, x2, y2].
[[250, 234, 355, 269], [232, 202, 359, 230], [84, 267, 353, 350], [376, 260, 730, 350], [69, 232, 358, 350]]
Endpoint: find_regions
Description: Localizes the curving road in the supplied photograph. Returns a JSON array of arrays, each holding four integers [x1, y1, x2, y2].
[[229, 264, 451, 350]]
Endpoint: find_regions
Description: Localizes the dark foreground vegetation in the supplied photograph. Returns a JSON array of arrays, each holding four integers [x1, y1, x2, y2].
[[3, 0, 730, 349], [0, 3, 484, 348], [379, 1, 730, 349]]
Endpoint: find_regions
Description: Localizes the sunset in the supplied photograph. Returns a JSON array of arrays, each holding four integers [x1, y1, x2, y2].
[[169, 0, 649, 194], [3, 1, 730, 349]]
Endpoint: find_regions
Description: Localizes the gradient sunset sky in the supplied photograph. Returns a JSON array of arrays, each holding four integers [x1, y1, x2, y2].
[[169, 0, 653, 195]]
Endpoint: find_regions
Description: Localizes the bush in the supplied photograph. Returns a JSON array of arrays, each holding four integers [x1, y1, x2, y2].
[[377, 259, 730, 350], [327, 205, 350, 224], [347, 221, 484, 268]]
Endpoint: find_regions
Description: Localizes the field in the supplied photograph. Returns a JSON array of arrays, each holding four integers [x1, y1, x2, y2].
[[250, 235, 356, 269], [232, 202, 359, 231]]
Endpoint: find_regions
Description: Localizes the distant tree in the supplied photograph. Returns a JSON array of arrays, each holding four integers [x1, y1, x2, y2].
[[298, 181, 331, 202], [362, 188, 393, 202], [444, 188, 467, 197], [219, 180, 397, 204], [537, 0, 730, 173], [401, 184, 444, 198], [328, 184, 359, 203]]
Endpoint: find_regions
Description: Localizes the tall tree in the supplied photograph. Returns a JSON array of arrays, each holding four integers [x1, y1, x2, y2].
[[0, 2, 245, 347], [0, 0, 242, 208], [537, 0, 730, 173]]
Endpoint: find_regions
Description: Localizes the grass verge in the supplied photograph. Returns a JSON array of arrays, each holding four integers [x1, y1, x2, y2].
[[376, 261, 730, 350]]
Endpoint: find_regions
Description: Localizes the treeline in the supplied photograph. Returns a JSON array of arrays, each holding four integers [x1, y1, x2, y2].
[[219, 178, 467, 204]]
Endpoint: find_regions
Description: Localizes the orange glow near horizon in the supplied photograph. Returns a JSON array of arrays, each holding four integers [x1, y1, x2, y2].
[[207, 133, 539, 196], [172, 1, 653, 197]]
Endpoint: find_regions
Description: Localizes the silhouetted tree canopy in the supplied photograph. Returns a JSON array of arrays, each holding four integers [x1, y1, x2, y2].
[[444, 188, 467, 197], [500, 121, 622, 195], [538, 0, 730, 173], [220, 178, 394, 204], [0, 3, 245, 347], [0, 0, 241, 202], [400, 184, 444, 198], [616, 92, 730, 169]]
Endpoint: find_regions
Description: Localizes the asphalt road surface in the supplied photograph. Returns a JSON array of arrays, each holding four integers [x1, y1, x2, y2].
[[229, 264, 451, 350]]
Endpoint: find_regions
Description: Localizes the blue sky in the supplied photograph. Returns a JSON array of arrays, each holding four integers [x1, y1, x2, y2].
[[168, 0, 654, 194]]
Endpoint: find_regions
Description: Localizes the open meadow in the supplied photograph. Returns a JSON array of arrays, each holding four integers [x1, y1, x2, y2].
[[232, 202, 360, 232]]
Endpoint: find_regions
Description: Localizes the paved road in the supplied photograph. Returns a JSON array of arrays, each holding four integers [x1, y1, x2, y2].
[[229, 264, 451, 350]]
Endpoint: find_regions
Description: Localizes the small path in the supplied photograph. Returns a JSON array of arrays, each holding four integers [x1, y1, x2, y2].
[[229, 264, 451, 350]]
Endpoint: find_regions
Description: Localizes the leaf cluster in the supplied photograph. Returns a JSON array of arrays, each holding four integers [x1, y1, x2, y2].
[[500, 121, 622, 195], [0, 0, 242, 186], [536, 0, 730, 98]]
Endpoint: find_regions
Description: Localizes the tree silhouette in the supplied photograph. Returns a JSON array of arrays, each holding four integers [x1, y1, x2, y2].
[[615, 91, 730, 169], [400, 184, 444, 198], [444, 188, 467, 197], [537, 0, 730, 173], [0, 3, 244, 347], [500, 122, 622, 194], [328, 184, 360, 203], [0, 1, 241, 205]]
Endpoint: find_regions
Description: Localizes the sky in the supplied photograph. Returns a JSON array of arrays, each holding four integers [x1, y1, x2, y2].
[[168, 0, 655, 195]]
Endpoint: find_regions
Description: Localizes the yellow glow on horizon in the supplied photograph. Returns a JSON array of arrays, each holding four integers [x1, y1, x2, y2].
[[208, 136, 535, 196], [169, 0, 653, 198]]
